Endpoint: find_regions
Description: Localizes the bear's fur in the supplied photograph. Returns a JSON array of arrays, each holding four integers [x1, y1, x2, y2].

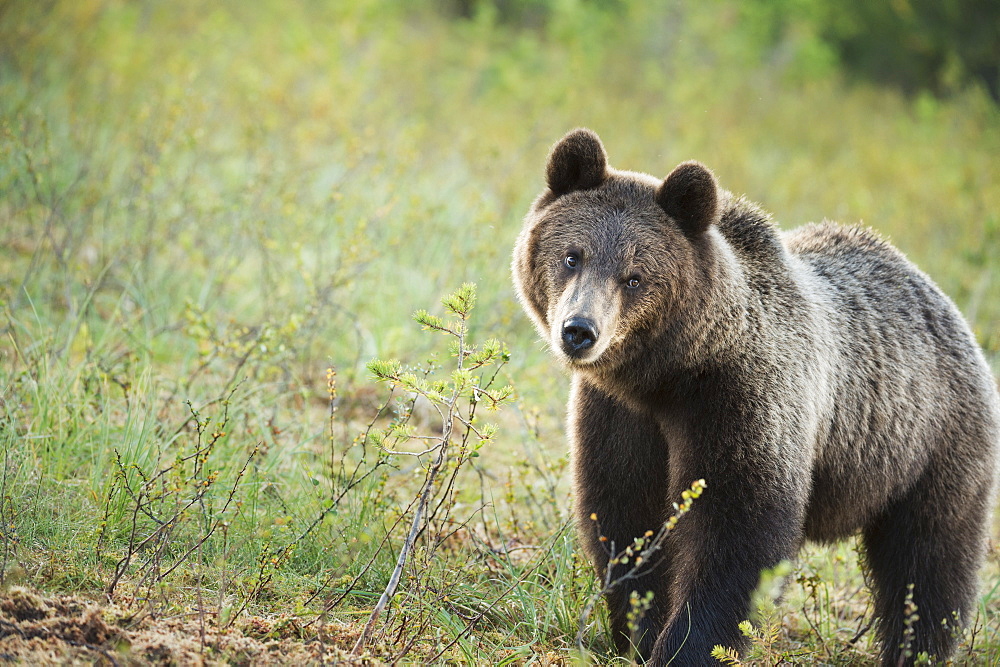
[[511, 128, 1000, 665]]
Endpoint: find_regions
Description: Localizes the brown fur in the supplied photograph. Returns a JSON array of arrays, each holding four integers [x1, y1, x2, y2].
[[512, 128, 1000, 665]]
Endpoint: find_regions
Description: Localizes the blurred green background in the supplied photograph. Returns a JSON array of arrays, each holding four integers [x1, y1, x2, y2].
[[1, 0, 999, 661], [3, 0, 998, 386]]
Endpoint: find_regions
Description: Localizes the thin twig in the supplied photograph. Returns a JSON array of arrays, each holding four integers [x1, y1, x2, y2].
[[351, 309, 469, 656], [350, 410, 455, 655]]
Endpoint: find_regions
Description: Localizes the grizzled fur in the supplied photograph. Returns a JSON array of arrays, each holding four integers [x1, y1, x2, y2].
[[512, 128, 1000, 665]]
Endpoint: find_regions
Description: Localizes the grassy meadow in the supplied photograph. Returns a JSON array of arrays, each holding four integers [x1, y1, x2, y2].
[[1, 0, 999, 663]]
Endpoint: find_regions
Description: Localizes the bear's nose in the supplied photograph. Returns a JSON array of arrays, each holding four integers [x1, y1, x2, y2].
[[561, 318, 598, 356]]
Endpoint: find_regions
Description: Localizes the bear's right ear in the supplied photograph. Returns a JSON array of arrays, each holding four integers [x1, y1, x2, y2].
[[656, 161, 719, 237], [545, 128, 608, 196]]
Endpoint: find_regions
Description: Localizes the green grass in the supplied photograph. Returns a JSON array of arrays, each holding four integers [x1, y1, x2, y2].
[[1, 0, 999, 663]]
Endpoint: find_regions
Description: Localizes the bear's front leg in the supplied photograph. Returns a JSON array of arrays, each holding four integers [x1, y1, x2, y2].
[[569, 380, 673, 660], [648, 468, 804, 665]]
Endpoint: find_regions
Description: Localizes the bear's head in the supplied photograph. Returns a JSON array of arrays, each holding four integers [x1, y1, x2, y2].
[[512, 128, 721, 372]]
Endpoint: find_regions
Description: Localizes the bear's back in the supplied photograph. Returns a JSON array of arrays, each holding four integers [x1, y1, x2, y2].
[[784, 222, 971, 359], [782, 222, 999, 539]]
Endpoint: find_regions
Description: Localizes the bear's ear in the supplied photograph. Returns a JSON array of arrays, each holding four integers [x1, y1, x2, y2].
[[545, 128, 608, 196], [656, 161, 719, 237]]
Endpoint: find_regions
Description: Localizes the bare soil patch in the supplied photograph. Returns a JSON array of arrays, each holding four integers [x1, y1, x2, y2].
[[0, 587, 373, 665]]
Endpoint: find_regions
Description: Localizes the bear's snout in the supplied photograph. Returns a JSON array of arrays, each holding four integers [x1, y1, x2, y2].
[[561, 318, 598, 357]]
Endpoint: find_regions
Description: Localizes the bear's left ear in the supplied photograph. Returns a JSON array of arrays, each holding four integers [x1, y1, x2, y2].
[[656, 161, 719, 237], [545, 128, 608, 196]]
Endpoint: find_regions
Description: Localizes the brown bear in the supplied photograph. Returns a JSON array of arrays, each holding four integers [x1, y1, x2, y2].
[[511, 128, 1000, 665]]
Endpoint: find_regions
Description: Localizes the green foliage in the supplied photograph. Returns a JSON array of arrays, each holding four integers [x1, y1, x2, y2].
[[711, 643, 744, 665], [457, 0, 1000, 100], [744, 0, 1000, 102]]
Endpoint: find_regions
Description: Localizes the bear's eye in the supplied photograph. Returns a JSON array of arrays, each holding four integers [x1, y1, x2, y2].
[[626, 276, 641, 289], [564, 254, 579, 269]]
